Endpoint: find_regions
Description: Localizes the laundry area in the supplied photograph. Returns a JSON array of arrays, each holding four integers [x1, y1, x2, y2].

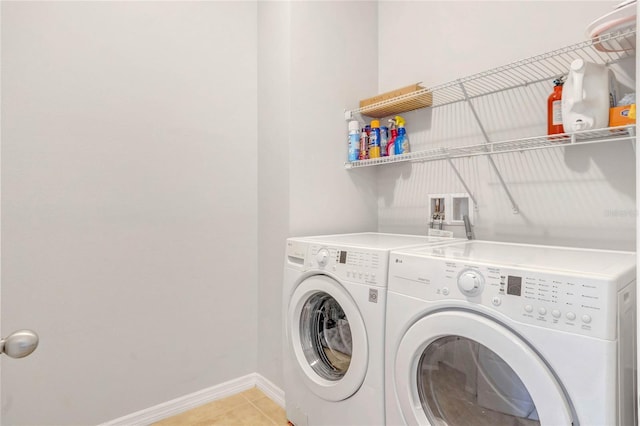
[[0, 1, 638, 425]]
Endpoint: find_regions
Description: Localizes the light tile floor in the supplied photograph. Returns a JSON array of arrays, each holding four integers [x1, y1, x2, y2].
[[153, 387, 287, 426]]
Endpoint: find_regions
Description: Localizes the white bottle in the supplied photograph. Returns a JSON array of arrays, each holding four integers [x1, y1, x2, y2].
[[347, 120, 360, 162], [561, 59, 612, 132]]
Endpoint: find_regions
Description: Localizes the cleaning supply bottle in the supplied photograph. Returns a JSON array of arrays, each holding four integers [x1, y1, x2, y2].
[[358, 126, 368, 160], [347, 120, 360, 162], [380, 125, 389, 157], [386, 119, 397, 156], [394, 115, 410, 155], [562, 59, 611, 132], [547, 77, 565, 136], [369, 120, 381, 158]]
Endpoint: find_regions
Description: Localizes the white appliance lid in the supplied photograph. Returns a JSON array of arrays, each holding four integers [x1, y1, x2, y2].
[[299, 232, 456, 250], [397, 240, 636, 278]]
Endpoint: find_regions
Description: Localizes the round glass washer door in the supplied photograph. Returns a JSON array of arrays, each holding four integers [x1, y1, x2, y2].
[[288, 275, 368, 402], [394, 310, 574, 425]]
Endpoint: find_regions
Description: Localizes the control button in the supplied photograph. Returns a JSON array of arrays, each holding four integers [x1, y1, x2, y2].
[[552, 309, 561, 318], [371, 273, 376, 280], [524, 305, 534, 313], [538, 307, 547, 315], [566, 312, 576, 321], [492, 296, 502, 306], [442, 287, 450, 296], [581, 314, 592, 324]]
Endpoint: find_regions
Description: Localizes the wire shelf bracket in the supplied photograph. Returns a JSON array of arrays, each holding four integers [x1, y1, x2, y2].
[[459, 81, 520, 214]]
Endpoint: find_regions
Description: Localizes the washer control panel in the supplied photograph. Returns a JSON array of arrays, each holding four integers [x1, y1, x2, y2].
[[304, 244, 387, 287], [389, 253, 622, 340]]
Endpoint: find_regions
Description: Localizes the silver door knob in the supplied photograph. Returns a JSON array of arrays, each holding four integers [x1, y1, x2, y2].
[[1, 330, 39, 359]]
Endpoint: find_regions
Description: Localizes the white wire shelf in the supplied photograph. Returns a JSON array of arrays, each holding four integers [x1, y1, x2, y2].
[[351, 28, 636, 117], [344, 125, 636, 169]]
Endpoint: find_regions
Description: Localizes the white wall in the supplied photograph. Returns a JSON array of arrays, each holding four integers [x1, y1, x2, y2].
[[377, 1, 636, 251], [289, 1, 379, 237], [1, 1, 380, 421], [1, 2, 258, 424], [256, 0, 379, 390], [257, 1, 291, 391]]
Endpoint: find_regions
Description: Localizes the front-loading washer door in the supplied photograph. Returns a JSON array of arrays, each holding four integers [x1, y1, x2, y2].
[[288, 274, 368, 402], [395, 310, 574, 426]]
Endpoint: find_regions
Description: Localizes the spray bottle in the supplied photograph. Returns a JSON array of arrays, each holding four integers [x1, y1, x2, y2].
[[394, 115, 410, 155], [386, 118, 398, 156]]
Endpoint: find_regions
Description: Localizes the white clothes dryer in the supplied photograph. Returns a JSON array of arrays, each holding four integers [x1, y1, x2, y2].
[[385, 240, 636, 426], [283, 233, 460, 426]]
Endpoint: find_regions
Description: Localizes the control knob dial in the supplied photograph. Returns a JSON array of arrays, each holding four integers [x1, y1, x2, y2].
[[457, 269, 484, 297], [315, 248, 330, 267]]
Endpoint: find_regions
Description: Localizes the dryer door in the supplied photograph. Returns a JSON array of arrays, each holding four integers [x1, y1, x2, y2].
[[395, 310, 574, 426], [288, 275, 368, 402]]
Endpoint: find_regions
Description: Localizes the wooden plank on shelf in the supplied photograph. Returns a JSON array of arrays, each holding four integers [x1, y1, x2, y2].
[[359, 83, 433, 118]]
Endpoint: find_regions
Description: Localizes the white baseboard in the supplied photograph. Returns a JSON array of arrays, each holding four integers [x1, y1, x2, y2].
[[101, 373, 283, 426], [255, 373, 285, 408]]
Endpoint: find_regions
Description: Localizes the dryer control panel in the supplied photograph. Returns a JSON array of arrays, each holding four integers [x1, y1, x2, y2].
[[388, 253, 631, 340], [304, 244, 388, 288]]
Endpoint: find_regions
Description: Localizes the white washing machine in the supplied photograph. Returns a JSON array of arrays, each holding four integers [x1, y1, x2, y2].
[[385, 240, 637, 426], [283, 233, 460, 426]]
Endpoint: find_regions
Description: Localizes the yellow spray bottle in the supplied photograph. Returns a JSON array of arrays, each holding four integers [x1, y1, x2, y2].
[[394, 115, 410, 155]]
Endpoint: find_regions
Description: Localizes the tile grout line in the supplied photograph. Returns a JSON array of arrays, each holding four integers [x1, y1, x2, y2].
[[247, 400, 278, 426], [243, 393, 279, 425], [223, 401, 256, 422], [190, 395, 254, 423]]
